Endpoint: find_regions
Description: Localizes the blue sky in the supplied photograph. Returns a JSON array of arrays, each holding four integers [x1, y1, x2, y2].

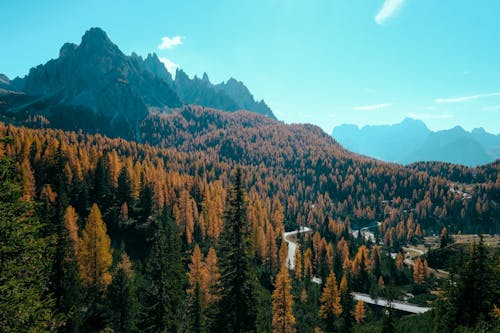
[[1, 0, 500, 133]]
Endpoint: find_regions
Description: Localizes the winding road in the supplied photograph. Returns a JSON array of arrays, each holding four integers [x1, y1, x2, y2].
[[284, 226, 432, 314], [353, 293, 431, 314], [284, 226, 311, 270]]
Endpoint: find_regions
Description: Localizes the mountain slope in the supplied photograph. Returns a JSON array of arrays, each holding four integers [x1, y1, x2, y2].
[[173, 71, 276, 119], [332, 118, 500, 166], [408, 126, 492, 166], [0, 27, 276, 138]]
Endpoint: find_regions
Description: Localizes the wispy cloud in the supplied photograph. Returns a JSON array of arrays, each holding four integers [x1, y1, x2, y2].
[[158, 36, 183, 49], [435, 92, 500, 103], [352, 103, 393, 111], [159, 57, 179, 75], [375, 0, 406, 25], [407, 113, 454, 120]]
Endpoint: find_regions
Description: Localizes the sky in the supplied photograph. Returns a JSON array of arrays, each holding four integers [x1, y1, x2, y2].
[[1, 0, 500, 134]]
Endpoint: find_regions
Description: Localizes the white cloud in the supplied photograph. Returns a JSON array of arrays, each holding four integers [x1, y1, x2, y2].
[[375, 0, 406, 25], [435, 92, 500, 103], [159, 57, 179, 76], [352, 103, 393, 111], [407, 113, 454, 120], [158, 36, 183, 49]]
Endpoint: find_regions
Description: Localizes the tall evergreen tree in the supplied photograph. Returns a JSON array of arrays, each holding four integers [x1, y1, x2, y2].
[[435, 236, 499, 332], [140, 207, 185, 333], [106, 251, 137, 333], [339, 274, 354, 333], [215, 168, 258, 333], [188, 282, 206, 333], [0, 156, 55, 331]]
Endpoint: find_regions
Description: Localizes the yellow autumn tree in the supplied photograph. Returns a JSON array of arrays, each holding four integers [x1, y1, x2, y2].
[[272, 266, 296, 333], [354, 300, 366, 323], [294, 247, 302, 280], [78, 203, 113, 288], [423, 259, 430, 278], [188, 244, 208, 299], [319, 271, 342, 319], [413, 257, 425, 284], [64, 205, 79, 256], [205, 246, 221, 305], [279, 241, 288, 268]]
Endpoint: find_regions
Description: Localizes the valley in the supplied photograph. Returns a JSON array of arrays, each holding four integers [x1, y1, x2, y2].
[[0, 23, 498, 333]]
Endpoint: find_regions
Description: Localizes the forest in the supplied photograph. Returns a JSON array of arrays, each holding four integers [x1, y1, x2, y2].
[[0, 107, 499, 333]]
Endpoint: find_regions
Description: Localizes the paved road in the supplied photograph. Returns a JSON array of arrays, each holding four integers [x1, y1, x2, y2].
[[284, 227, 432, 314], [283, 227, 311, 270], [352, 293, 431, 314]]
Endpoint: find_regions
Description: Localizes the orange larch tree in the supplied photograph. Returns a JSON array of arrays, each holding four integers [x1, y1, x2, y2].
[[78, 203, 113, 288], [272, 266, 296, 333]]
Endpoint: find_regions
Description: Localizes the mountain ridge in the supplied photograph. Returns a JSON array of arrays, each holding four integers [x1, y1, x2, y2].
[[332, 118, 500, 166], [0, 27, 276, 139]]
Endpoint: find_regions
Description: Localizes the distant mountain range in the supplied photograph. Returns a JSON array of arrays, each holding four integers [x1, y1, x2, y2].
[[332, 118, 500, 166], [0, 27, 275, 139]]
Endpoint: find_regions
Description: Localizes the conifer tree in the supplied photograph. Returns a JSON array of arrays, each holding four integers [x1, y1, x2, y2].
[[140, 207, 185, 333], [436, 237, 499, 331], [205, 247, 221, 305], [78, 203, 113, 288], [413, 257, 425, 285], [295, 247, 303, 280], [106, 251, 137, 333], [354, 301, 366, 324], [215, 168, 258, 333], [319, 271, 342, 332], [280, 240, 289, 268], [0, 156, 55, 331], [272, 266, 296, 333], [189, 282, 206, 333], [188, 244, 209, 332], [57, 205, 83, 332], [339, 274, 354, 333], [188, 245, 208, 298]]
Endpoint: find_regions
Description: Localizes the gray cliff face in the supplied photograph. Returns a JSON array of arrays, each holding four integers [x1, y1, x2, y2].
[[21, 27, 181, 124], [173, 70, 276, 119], [0, 27, 277, 138]]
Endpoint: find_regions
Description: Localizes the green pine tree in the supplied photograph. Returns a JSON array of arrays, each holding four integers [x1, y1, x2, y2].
[[215, 168, 258, 333], [106, 250, 138, 333], [140, 207, 185, 332], [0, 155, 56, 332], [188, 282, 206, 333]]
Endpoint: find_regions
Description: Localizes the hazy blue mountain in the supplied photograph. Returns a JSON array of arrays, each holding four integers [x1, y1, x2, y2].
[[332, 118, 500, 166], [333, 118, 431, 162], [0, 27, 276, 138]]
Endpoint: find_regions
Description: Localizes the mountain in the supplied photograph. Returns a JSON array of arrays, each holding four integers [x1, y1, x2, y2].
[[172, 71, 276, 119], [332, 118, 500, 166], [0, 27, 275, 139], [409, 126, 492, 166], [333, 118, 431, 162]]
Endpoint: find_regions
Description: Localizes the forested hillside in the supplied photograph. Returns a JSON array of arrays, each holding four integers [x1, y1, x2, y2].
[[0, 107, 498, 332]]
